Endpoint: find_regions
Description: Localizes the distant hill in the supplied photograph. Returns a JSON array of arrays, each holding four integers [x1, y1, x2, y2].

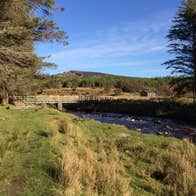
[[56, 70, 118, 79], [55, 70, 174, 82], [39, 70, 173, 96]]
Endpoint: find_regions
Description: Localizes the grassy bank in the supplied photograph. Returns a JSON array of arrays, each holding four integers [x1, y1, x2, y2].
[[64, 99, 196, 123], [0, 107, 195, 195]]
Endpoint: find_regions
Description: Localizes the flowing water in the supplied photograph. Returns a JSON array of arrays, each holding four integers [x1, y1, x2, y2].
[[70, 111, 196, 142]]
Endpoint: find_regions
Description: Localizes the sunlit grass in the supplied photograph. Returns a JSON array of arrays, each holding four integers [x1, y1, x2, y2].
[[0, 106, 195, 195]]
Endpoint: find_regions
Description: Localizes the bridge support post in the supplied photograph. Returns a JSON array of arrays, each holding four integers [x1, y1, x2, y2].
[[58, 102, 63, 111]]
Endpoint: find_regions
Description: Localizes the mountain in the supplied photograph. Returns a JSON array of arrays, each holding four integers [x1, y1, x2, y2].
[[56, 70, 115, 79]]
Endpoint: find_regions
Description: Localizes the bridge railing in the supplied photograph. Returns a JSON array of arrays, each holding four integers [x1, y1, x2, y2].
[[14, 95, 115, 104]]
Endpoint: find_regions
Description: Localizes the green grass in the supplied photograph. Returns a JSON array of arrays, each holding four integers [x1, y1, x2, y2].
[[0, 107, 67, 195], [0, 106, 195, 195], [68, 117, 196, 195]]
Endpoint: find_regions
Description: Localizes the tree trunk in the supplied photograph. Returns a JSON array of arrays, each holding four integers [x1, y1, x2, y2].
[[192, 14, 196, 104], [193, 73, 196, 104], [193, 33, 196, 103]]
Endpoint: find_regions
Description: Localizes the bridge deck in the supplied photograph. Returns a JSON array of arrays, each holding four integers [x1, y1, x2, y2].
[[14, 95, 114, 104]]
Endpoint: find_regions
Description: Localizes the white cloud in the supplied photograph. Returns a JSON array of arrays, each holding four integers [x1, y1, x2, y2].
[[47, 15, 170, 73]]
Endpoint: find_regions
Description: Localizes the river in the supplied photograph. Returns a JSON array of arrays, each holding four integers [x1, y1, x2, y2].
[[70, 111, 196, 142]]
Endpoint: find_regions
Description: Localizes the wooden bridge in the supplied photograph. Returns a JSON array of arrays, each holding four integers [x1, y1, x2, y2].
[[14, 95, 114, 110]]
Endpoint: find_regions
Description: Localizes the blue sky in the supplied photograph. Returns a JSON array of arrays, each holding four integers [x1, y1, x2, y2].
[[35, 0, 182, 77]]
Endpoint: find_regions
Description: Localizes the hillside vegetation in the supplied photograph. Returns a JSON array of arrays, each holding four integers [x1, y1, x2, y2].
[[39, 71, 175, 96], [0, 107, 195, 195]]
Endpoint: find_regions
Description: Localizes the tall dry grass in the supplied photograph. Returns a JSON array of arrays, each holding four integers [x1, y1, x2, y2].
[[0, 139, 8, 160], [160, 139, 196, 195], [59, 132, 131, 196], [55, 120, 196, 195], [0, 131, 17, 162]]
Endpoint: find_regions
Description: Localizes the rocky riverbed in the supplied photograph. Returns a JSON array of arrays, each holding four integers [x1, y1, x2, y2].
[[70, 112, 196, 142]]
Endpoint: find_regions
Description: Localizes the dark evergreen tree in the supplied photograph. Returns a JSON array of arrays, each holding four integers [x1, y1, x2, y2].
[[0, 0, 68, 103], [164, 0, 196, 102]]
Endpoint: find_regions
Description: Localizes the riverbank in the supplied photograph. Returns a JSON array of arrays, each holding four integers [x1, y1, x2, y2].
[[64, 99, 196, 123], [0, 106, 195, 195], [71, 111, 196, 143]]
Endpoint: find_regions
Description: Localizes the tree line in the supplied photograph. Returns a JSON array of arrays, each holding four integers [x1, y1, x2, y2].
[[38, 74, 173, 96]]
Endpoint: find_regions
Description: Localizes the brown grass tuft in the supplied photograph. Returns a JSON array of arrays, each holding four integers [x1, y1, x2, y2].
[[0, 139, 8, 160], [161, 139, 196, 195], [59, 135, 131, 196]]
